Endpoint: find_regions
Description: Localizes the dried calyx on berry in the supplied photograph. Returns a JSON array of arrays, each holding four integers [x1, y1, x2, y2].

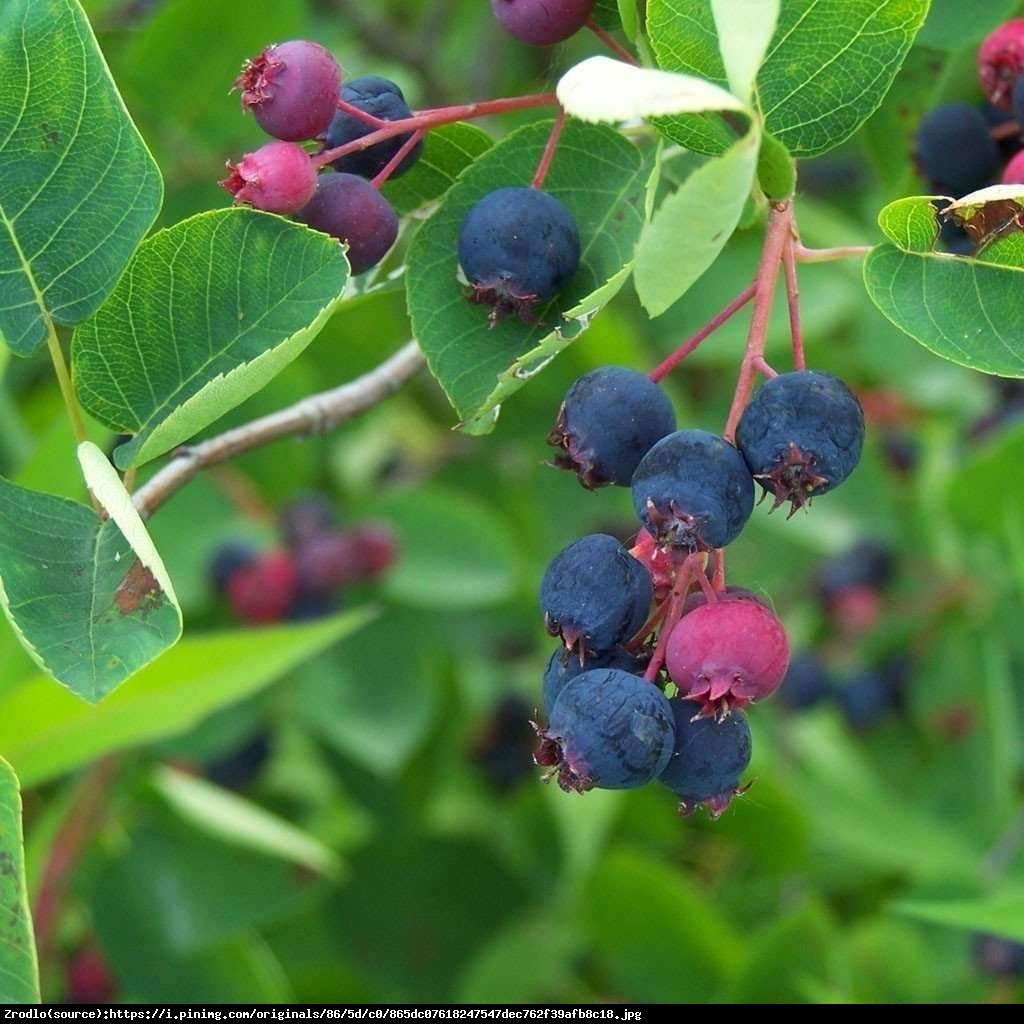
[[491, 0, 596, 47], [220, 141, 317, 214]]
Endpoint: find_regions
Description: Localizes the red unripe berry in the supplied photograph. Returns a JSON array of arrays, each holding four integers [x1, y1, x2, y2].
[[827, 584, 882, 636], [220, 141, 317, 214], [666, 598, 790, 716], [491, 0, 596, 46], [227, 550, 299, 624], [1003, 149, 1024, 184], [67, 945, 117, 1004], [979, 20, 1024, 110], [294, 532, 360, 596], [235, 40, 342, 141], [348, 523, 398, 578]]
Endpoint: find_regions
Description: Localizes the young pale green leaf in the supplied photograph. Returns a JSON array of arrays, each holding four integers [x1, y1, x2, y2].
[[381, 123, 493, 217], [757, 131, 796, 200], [0, 447, 182, 703], [635, 127, 759, 317], [711, 0, 780, 102], [0, 758, 39, 1004], [72, 209, 348, 470], [617, 0, 640, 41], [648, 0, 930, 157], [406, 120, 653, 432], [891, 892, 1024, 941], [557, 57, 746, 124], [0, 0, 162, 355], [0, 610, 372, 787]]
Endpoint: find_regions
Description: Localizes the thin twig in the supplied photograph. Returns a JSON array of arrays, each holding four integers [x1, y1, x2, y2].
[[782, 236, 805, 371], [531, 110, 567, 190], [335, 98, 389, 129], [371, 129, 426, 188], [585, 17, 639, 65], [793, 242, 871, 263]]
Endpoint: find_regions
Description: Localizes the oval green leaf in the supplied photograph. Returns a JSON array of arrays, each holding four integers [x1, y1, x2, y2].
[[0, 758, 38, 1004]]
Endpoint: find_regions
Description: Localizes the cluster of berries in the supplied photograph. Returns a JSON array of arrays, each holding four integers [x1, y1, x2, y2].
[[535, 364, 865, 817], [210, 494, 396, 625], [915, 19, 1024, 254]]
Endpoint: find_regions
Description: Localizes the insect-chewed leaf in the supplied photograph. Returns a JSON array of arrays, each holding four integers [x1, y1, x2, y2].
[[72, 208, 348, 470], [0, 443, 182, 703], [0, 0, 162, 355]]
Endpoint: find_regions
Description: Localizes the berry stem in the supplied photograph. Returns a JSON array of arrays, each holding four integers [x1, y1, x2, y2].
[[531, 109, 567, 190], [752, 355, 778, 378], [45, 321, 88, 447], [334, 97, 391, 129], [370, 128, 426, 188], [782, 236, 806, 371], [312, 92, 559, 169], [642, 553, 704, 682], [712, 549, 726, 591], [991, 119, 1021, 141], [585, 17, 640, 65], [648, 282, 757, 383], [627, 594, 671, 650], [793, 241, 871, 263]]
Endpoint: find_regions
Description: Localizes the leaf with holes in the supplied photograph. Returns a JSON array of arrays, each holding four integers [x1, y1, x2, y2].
[[0, 443, 182, 703], [72, 209, 348, 469], [406, 120, 654, 433], [0, 0, 162, 355], [647, 0, 930, 157], [0, 758, 38, 1004]]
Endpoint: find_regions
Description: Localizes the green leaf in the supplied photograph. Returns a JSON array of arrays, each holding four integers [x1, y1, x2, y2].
[[916, 0, 1018, 51], [892, 892, 1024, 941], [382, 123, 493, 217], [0, 610, 372, 787], [406, 120, 652, 431], [0, 0, 162, 355], [0, 443, 182, 702], [757, 131, 797, 200], [616, 0, 640, 41], [979, 639, 1019, 829], [72, 208, 348, 469], [712, 0, 780, 102], [648, 0, 930, 156], [876, 195, 946, 251], [635, 127, 759, 317], [864, 243, 1024, 377], [947, 421, 1024, 535], [0, 759, 39, 1004]]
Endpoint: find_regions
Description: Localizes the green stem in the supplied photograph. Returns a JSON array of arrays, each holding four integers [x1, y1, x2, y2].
[[45, 323, 87, 446]]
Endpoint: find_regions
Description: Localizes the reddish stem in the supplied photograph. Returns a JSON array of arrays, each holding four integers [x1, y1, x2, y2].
[[371, 128, 426, 188], [991, 119, 1021, 141], [628, 597, 670, 651], [335, 97, 389, 129], [531, 109, 567, 190], [752, 355, 778, 378], [313, 92, 558, 169], [712, 549, 726, 591], [793, 241, 871, 263], [649, 282, 757, 383], [695, 565, 718, 603], [585, 17, 640, 65], [642, 553, 704, 682], [782, 236, 805, 371]]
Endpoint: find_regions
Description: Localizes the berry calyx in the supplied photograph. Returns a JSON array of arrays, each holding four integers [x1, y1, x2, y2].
[[536, 668, 675, 793], [979, 19, 1024, 110], [227, 550, 300, 624], [658, 698, 752, 819], [629, 528, 678, 602], [299, 173, 399, 275], [323, 76, 424, 180], [235, 40, 342, 142], [914, 104, 1000, 196], [735, 371, 864, 515], [631, 430, 755, 552], [665, 598, 790, 716], [491, 0, 596, 47], [457, 186, 581, 324], [220, 141, 317, 214], [540, 534, 653, 658], [547, 367, 677, 489]]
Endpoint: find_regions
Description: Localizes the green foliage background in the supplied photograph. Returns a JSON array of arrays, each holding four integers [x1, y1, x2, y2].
[[0, 0, 1022, 1004]]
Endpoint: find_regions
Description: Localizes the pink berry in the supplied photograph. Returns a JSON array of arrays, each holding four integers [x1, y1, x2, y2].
[[294, 532, 360, 596], [235, 40, 342, 141], [67, 945, 117, 1004], [1003, 149, 1024, 184], [491, 0, 596, 46], [220, 141, 317, 214], [349, 523, 398, 578], [228, 550, 299, 624], [665, 598, 790, 716], [979, 19, 1024, 110]]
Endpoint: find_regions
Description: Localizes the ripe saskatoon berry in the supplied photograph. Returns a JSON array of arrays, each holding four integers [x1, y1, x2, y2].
[[209, 541, 258, 594], [973, 934, 1024, 977], [491, 0, 596, 46], [205, 731, 273, 790], [777, 651, 833, 712], [227, 550, 299, 624], [836, 669, 900, 731], [294, 531, 360, 596], [1003, 148, 1024, 184], [458, 187, 581, 324], [665, 598, 790, 716], [736, 371, 864, 515], [548, 367, 677, 489], [814, 539, 894, 610], [1015, 77, 1024, 131], [279, 493, 337, 548], [658, 698, 752, 819], [324, 76, 424, 179], [471, 695, 537, 794], [300, 173, 399, 274], [979, 19, 1024, 110], [915, 104, 1000, 195], [631, 430, 755, 552], [235, 40, 342, 142], [543, 646, 646, 716], [540, 534, 652, 657], [220, 141, 317, 214], [938, 218, 977, 256], [535, 668, 675, 793]]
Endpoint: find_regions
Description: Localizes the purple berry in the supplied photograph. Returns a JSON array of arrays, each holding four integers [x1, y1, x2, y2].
[[974, 933, 1024, 977], [235, 40, 342, 142], [299, 174, 399, 274], [491, 0, 596, 46], [220, 141, 317, 214], [915, 104, 1000, 196], [279, 493, 337, 548]]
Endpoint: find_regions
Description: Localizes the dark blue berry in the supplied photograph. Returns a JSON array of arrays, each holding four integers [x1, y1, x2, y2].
[[973, 933, 1024, 977], [471, 695, 537, 794], [536, 668, 675, 792], [631, 430, 754, 551], [981, 101, 1022, 161], [458, 186, 581, 324], [1014, 79, 1024, 136], [540, 534, 652, 657], [543, 646, 645, 716], [736, 371, 864, 514], [548, 367, 676, 489], [836, 670, 899, 731], [777, 651, 833, 711], [279, 493, 337, 548], [209, 541, 258, 594], [323, 76, 424, 180], [814, 539, 894, 605], [205, 731, 273, 790], [658, 699, 751, 818], [915, 104, 1000, 196], [938, 218, 976, 256]]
